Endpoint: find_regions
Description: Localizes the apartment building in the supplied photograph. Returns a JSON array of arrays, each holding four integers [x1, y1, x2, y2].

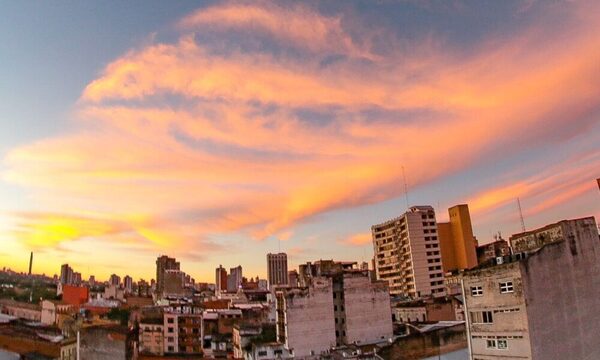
[[164, 312, 204, 355], [463, 216, 600, 360], [372, 206, 445, 298], [139, 321, 164, 355], [437, 204, 478, 272], [156, 255, 180, 298]]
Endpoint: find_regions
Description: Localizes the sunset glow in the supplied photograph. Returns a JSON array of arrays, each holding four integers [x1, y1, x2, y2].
[[1, 1, 598, 281]]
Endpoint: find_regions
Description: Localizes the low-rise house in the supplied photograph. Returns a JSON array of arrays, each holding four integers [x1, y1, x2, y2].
[[40, 300, 74, 326], [0, 320, 76, 360], [0, 299, 41, 322]]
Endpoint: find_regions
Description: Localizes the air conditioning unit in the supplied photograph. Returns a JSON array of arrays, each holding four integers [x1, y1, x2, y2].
[[496, 256, 504, 265]]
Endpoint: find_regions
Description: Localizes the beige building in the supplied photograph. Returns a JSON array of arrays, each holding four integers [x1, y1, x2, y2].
[[0, 299, 41, 322], [139, 321, 164, 355], [41, 300, 73, 326], [438, 204, 478, 272], [164, 311, 204, 355], [463, 216, 600, 360], [372, 206, 445, 298]]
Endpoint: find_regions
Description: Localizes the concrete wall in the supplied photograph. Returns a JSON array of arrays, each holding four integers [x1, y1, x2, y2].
[[80, 326, 127, 360], [283, 277, 336, 357], [521, 217, 600, 360], [343, 276, 393, 345], [379, 324, 467, 360]]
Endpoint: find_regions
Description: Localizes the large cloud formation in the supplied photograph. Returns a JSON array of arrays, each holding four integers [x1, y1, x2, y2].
[[3, 1, 600, 257]]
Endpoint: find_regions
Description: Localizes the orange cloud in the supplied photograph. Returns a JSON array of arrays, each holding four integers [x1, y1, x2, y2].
[[3, 1, 600, 252], [178, 2, 372, 58], [340, 233, 373, 247]]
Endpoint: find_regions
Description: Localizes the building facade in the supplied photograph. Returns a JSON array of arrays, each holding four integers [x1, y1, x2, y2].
[[139, 322, 164, 355], [463, 216, 600, 360], [267, 253, 288, 288], [437, 204, 478, 272], [228, 266, 243, 292], [476, 238, 511, 265], [372, 206, 445, 298], [156, 255, 180, 298], [276, 277, 336, 358], [164, 312, 204, 355], [215, 265, 228, 294], [277, 262, 393, 357]]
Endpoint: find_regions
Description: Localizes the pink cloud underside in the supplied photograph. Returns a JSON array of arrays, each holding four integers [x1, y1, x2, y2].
[[3, 2, 600, 250]]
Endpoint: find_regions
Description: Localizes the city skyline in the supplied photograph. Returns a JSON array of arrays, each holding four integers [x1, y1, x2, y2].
[[1, 1, 599, 282]]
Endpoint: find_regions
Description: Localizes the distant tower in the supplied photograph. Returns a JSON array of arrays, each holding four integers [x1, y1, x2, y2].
[[28, 252, 33, 276]]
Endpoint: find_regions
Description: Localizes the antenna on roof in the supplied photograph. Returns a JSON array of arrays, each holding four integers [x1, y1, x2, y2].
[[517, 198, 526, 232], [402, 166, 409, 209]]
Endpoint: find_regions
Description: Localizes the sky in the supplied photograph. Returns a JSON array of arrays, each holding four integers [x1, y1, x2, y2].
[[1, 0, 598, 283]]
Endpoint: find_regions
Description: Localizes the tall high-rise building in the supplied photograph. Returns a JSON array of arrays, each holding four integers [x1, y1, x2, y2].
[[123, 275, 133, 294], [267, 253, 288, 288], [109, 274, 121, 287], [227, 265, 243, 292], [156, 255, 180, 298], [437, 204, 478, 272], [60, 264, 73, 285], [215, 265, 228, 293], [371, 206, 445, 298]]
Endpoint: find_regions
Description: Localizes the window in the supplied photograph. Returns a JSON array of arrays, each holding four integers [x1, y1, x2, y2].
[[497, 339, 508, 349], [486, 339, 496, 348], [471, 286, 483, 296], [500, 281, 514, 293], [168, 327, 174, 333], [471, 311, 493, 324], [167, 318, 174, 324], [482, 311, 493, 323], [258, 350, 267, 356]]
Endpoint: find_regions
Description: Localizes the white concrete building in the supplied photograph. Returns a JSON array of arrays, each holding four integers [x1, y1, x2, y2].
[[463, 216, 600, 360], [276, 277, 336, 358], [342, 273, 393, 345], [372, 206, 446, 298], [277, 264, 393, 357]]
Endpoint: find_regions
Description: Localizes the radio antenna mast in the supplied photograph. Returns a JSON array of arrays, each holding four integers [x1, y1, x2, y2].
[[517, 198, 526, 232], [402, 166, 409, 209]]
